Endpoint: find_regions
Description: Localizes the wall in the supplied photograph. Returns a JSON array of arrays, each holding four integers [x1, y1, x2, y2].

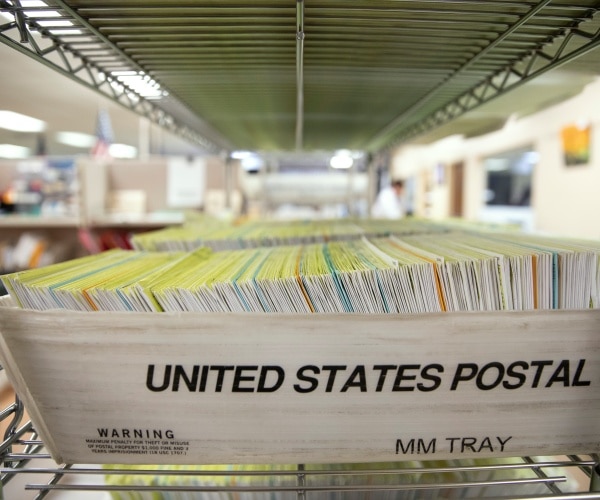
[[80, 156, 235, 216], [106, 156, 228, 213], [390, 79, 600, 239]]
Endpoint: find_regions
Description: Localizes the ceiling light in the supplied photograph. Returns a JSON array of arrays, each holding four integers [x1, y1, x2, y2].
[[0, 144, 31, 159], [109, 144, 137, 159], [25, 9, 62, 18], [20, 1, 49, 7], [241, 155, 264, 171], [56, 131, 96, 148], [231, 151, 254, 160], [330, 151, 354, 169], [0, 111, 46, 132], [112, 71, 164, 99], [48, 28, 82, 35], [36, 19, 72, 27]]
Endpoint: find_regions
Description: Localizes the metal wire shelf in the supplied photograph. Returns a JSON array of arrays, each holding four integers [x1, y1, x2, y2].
[[0, 390, 598, 499]]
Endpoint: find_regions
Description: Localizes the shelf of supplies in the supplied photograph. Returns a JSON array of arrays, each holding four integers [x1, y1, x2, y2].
[[88, 212, 185, 229], [0, 215, 81, 228]]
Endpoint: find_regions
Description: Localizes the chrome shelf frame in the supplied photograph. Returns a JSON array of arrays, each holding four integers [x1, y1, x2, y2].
[[0, 382, 598, 499], [3, 1, 600, 152], [366, 4, 600, 150], [0, 0, 231, 154]]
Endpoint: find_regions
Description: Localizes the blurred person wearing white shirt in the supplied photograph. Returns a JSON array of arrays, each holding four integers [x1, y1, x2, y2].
[[371, 179, 405, 219]]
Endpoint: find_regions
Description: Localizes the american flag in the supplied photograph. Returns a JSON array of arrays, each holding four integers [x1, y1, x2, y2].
[[91, 108, 114, 159]]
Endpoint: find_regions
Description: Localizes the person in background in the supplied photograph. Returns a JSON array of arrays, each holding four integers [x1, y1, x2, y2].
[[371, 179, 406, 219]]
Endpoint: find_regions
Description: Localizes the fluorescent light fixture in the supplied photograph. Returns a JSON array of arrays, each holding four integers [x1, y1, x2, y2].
[[0, 144, 30, 159], [241, 155, 263, 171], [231, 151, 254, 160], [48, 28, 83, 35], [330, 150, 354, 169], [20, 1, 48, 7], [0, 110, 46, 132], [109, 143, 137, 159], [112, 71, 164, 99], [25, 10, 62, 18], [109, 80, 125, 94], [231, 151, 263, 170], [56, 131, 96, 148], [37, 19, 72, 27]]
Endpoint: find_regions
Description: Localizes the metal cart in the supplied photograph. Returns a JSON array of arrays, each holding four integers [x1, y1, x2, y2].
[[1, 389, 598, 499]]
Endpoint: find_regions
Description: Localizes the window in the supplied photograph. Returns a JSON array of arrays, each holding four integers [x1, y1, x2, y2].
[[484, 147, 537, 207]]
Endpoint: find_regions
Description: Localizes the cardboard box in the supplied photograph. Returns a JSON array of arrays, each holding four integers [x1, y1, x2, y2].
[[0, 298, 598, 465]]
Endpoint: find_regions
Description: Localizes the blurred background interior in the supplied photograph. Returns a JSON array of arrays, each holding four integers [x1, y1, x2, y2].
[[2, 1, 600, 275], [1, 3, 600, 499]]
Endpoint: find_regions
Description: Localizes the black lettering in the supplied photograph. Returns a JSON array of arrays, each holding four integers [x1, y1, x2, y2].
[[497, 436, 512, 451], [461, 437, 477, 453], [294, 365, 320, 393], [572, 359, 591, 386], [341, 365, 367, 392], [396, 439, 415, 454], [322, 365, 347, 392], [418, 364, 443, 392], [146, 364, 171, 392], [134, 429, 143, 438], [417, 438, 436, 454], [476, 362, 504, 390], [111, 429, 119, 438], [478, 437, 493, 452], [503, 361, 528, 389], [446, 437, 460, 453], [153, 430, 162, 439], [122, 429, 130, 438], [393, 364, 419, 391], [450, 363, 478, 390], [258, 366, 285, 392], [172, 365, 199, 392], [546, 359, 570, 387], [530, 360, 553, 388], [232, 366, 258, 393], [199, 365, 209, 392], [374, 365, 396, 392], [97, 428, 108, 437], [165, 430, 174, 439], [210, 366, 234, 392]]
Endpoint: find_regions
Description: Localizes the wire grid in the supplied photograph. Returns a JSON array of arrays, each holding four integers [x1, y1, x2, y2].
[[0, 394, 598, 499], [3, 1, 600, 152]]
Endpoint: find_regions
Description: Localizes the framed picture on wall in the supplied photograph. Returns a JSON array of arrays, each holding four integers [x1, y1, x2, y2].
[[561, 122, 591, 166]]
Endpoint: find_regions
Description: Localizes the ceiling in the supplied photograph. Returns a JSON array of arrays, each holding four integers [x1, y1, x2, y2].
[[0, 40, 207, 157], [1, 1, 600, 158]]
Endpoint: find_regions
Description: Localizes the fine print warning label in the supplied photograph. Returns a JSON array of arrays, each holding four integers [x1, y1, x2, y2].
[[86, 428, 189, 456]]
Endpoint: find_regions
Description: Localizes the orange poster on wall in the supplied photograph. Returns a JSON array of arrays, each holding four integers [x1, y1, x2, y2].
[[561, 123, 591, 166]]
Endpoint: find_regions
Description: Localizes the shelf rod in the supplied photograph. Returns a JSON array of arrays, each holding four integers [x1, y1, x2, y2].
[[24, 476, 568, 493], [591, 463, 600, 492], [295, 0, 305, 151], [2, 460, 596, 477]]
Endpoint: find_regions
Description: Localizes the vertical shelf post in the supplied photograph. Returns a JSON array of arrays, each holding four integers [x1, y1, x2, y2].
[[591, 462, 600, 492]]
